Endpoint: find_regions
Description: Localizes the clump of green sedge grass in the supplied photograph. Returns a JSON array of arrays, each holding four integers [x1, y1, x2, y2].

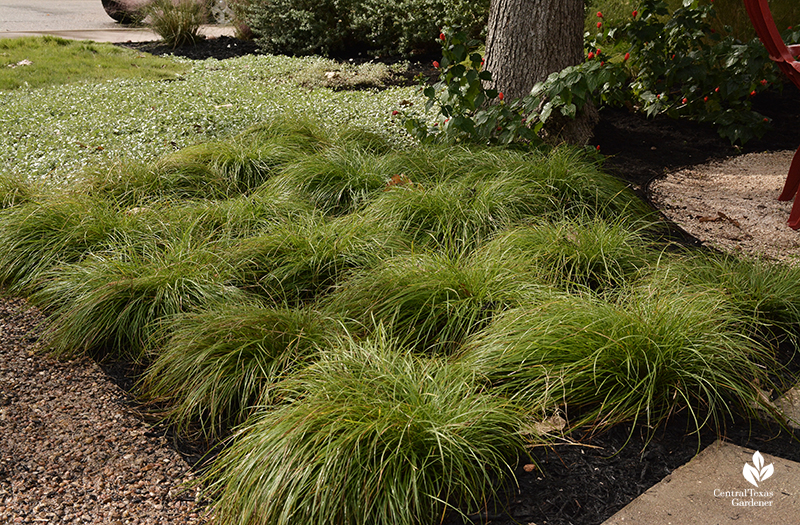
[[32, 231, 244, 360], [671, 251, 800, 343], [141, 300, 339, 442], [229, 213, 409, 304], [477, 216, 657, 293], [461, 281, 776, 435], [0, 193, 125, 294], [202, 330, 529, 525], [323, 248, 551, 354]]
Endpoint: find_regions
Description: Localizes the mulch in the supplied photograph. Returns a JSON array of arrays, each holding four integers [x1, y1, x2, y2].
[[116, 35, 800, 525]]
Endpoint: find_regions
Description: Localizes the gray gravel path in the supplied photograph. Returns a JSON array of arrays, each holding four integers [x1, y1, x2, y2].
[[0, 297, 210, 524]]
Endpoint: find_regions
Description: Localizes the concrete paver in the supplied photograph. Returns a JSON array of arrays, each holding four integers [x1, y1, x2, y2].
[[603, 441, 800, 525]]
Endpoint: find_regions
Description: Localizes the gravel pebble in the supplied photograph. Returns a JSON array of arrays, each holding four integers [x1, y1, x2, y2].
[[0, 296, 211, 524]]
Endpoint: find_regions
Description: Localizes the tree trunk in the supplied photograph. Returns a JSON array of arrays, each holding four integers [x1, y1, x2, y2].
[[484, 0, 597, 144]]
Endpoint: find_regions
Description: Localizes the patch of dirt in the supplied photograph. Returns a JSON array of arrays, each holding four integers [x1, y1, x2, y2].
[[651, 151, 800, 264]]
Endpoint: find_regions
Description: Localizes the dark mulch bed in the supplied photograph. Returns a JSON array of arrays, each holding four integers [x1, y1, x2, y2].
[[115, 35, 800, 525]]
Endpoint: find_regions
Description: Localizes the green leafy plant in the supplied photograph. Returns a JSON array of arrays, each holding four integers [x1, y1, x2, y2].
[[410, 2, 786, 146], [536, 0, 783, 144], [353, 0, 490, 56], [402, 27, 534, 145], [243, 0, 489, 56]]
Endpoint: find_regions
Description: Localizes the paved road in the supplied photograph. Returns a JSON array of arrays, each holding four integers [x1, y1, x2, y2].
[[0, 0, 117, 32], [0, 0, 233, 42]]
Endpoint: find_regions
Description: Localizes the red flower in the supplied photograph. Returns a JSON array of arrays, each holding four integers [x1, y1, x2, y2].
[[682, 97, 687, 104], [597, 11, 603, 18], [597, 22, 602, 28], [656, 94, 661, 99], [760, 79, 768, 85], [764, 117, 770, 122], [587, 51, 595, 60], [632, 10, 638, 18], [624, 52, 630, 61], [498, 92, 504, 101], [432, 61, 439, 68], [391, 110, 399, 116], [596, 145, 601, 151], [600, 61, 605, 66], [703, 96, 708, 102], [714, 86, 720, 92], [439, 33, 446, 41], [596, 49, 601, 55], [750, 90, 757, 96]]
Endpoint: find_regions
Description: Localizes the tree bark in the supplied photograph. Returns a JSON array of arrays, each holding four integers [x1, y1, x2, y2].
[[484, 0, 597, 144]]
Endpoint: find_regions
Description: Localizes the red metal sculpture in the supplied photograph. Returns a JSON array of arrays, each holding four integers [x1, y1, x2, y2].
[[744, 0, 800, 229]]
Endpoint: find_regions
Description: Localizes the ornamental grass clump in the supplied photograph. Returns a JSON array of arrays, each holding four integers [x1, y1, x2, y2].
[[151, 139, 288, 200], [0, 172, 35, 209], [163, 184, 313, 240], [203, 331, 528, 525], [363, 146, 655, 253], [85, 123, 318, 205], [462, 282, 774, 434], [323, 249, 549, 354], [141, 301, 337, 442], [363, 170, 553, 252], [0, 194, 124, 294], [477, 216, 657, 293], [671, 252, 800, 343], [275, 145, 398, 215], [146, 0, 207, 49], [236, 115, 337, 153], [32, 234, 244, 360], [230, 213, 408, 304], [534, 147, 654, 221]]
